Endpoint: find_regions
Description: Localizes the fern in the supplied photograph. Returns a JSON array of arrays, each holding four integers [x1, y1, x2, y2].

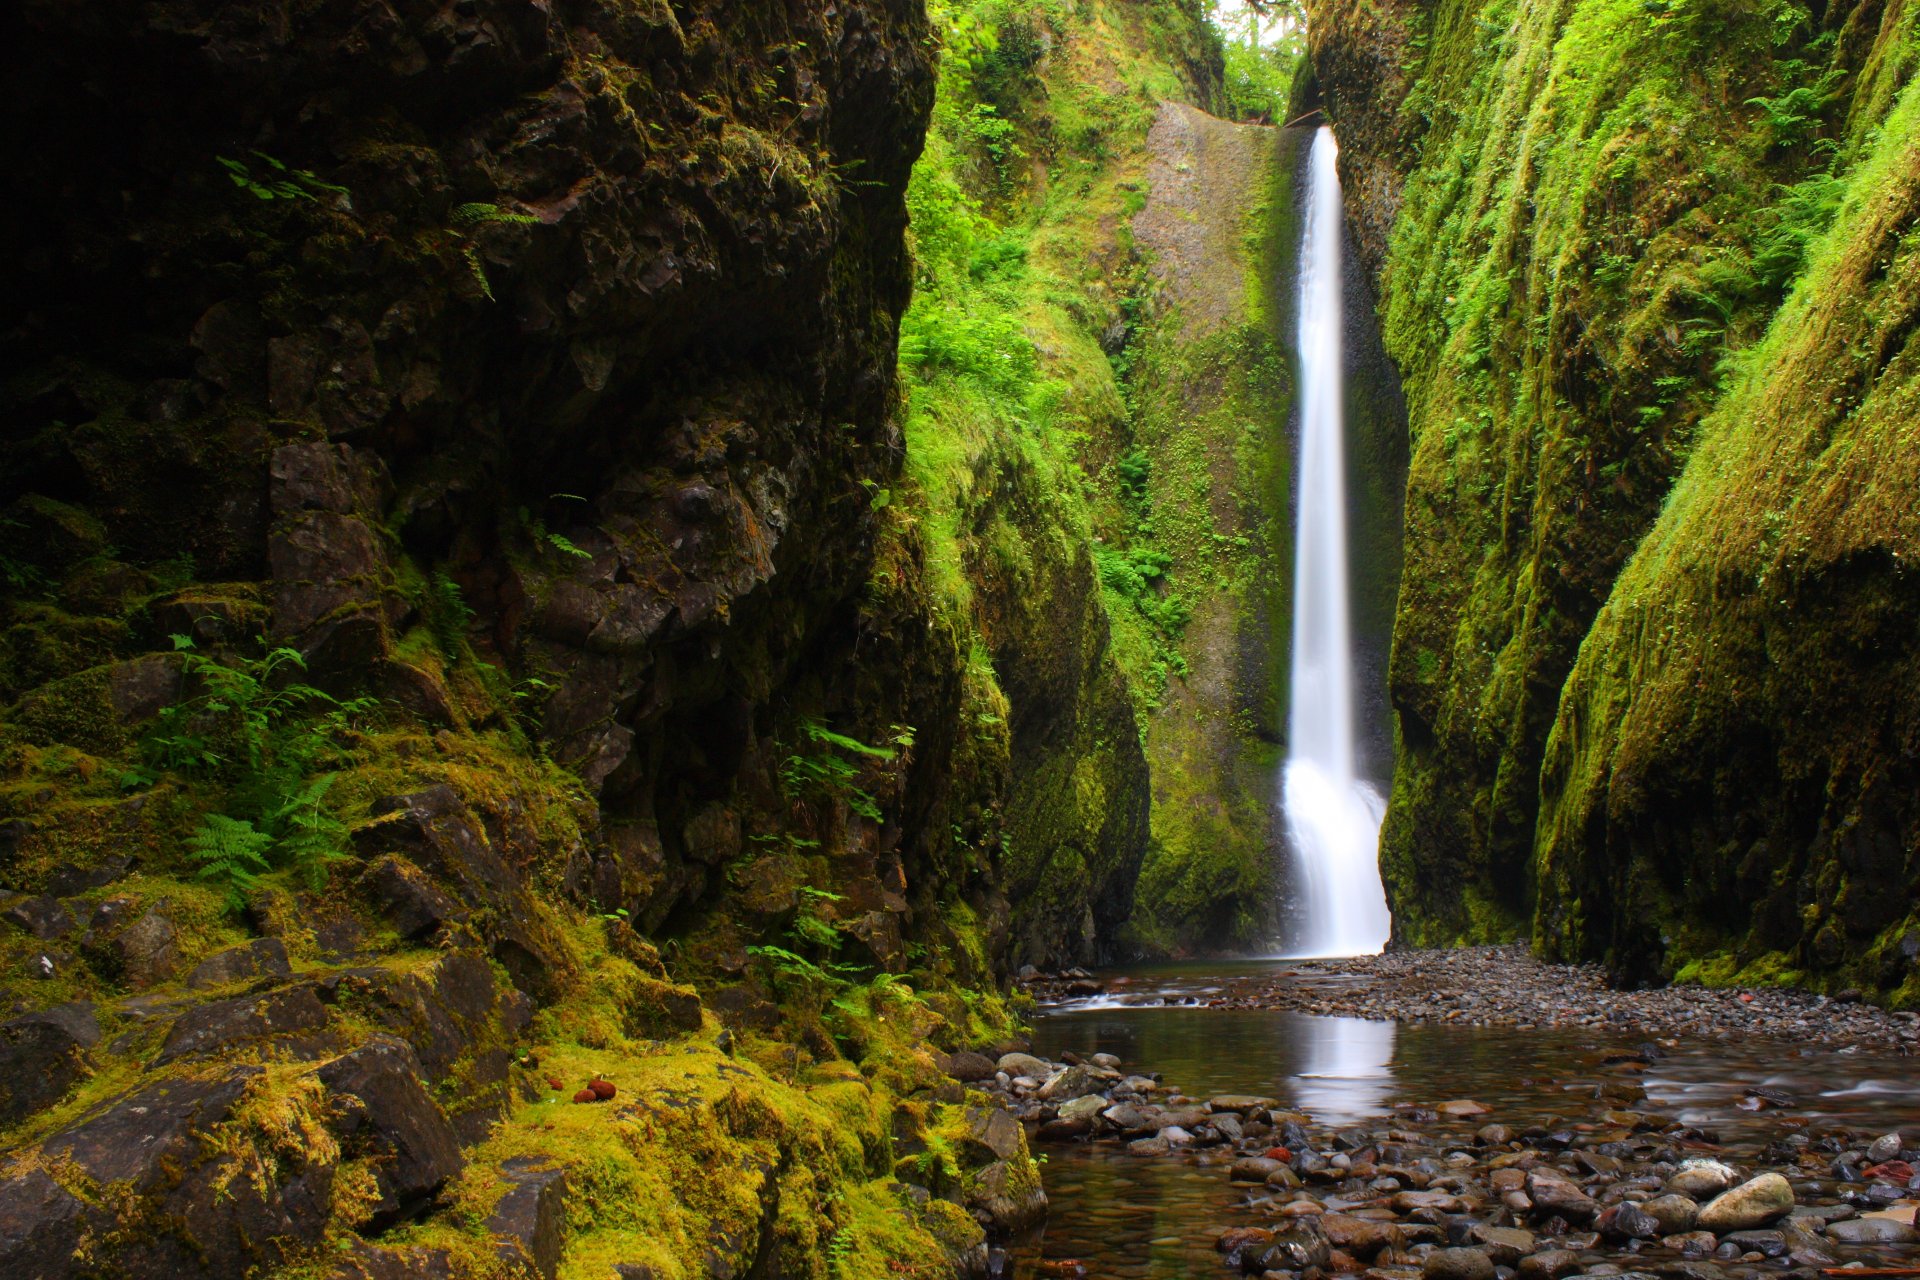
[[216, 152, 348, 202], [452, 201, 540, 227], [544, 531, 593, 560], [268, 773, 353, 891], [188, 814, 274, 911], [426, 571, 475, 661]]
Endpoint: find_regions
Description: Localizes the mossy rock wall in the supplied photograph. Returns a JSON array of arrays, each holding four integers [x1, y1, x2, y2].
[[892, 0, 1236, 965], [1310, 0, 1920, 995], [1123, 108, 1301, 952], [0, 1, 1056, 1274]]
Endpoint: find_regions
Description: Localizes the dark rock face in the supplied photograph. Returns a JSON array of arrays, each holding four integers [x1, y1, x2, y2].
[[488, 1158, 570, 1280], [0, 1003, 98, 1124], [319, 1036, 464, 1228], [154, 982, 331, 1063], [185, 936, 292, 989], [5, 1066, 338, 1278]]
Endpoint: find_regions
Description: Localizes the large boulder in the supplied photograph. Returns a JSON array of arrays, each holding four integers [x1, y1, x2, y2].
[[0, 1003, 99, 1123], [319, 1036, 464, 1228]]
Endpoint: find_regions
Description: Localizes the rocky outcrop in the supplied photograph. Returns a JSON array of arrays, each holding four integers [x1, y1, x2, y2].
[[1311, 0, 1920, 993]]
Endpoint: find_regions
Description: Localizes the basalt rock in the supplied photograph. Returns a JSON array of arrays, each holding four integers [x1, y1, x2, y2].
[[0, 1002, 98, 1123]]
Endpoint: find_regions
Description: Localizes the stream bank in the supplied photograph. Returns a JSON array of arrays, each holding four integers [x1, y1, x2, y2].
[[990, 962, 1920, 1280]]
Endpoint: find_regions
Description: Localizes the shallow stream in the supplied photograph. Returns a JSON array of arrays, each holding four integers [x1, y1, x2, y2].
[[1008, 962, 1920, 1280]]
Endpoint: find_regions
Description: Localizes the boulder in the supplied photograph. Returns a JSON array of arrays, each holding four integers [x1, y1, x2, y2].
[[323, 1244, 458, 1280], [186, 937, 292, 989], [155, 984, 330, 1063], [1464, 1224, 1534, 1265], [1423, 1247, 1495, 1280], [320, 1036, 464, 1227], [1255, 1220, 1332, 1272], [17, 1066, 335, 1276], [966, 1158, 1047, 1232], [488, 1158, 569, 1280], [1516, 1249, 1580, 1279], [352, 786, 567, 1000], [942, 1050, 997, 1082], [112, 906, 179, 985], [996, 1052, 1050, 1078], [963, 1106, 1024, 1162], [357, 855, 466, 940], [0, 1169, 86, 1280], [1696, 1173, 1794, 1233], [1037, 1065, 1102, 1101], [1, 896, 77, 941], [1231, 1157, 1288, 1183], [1828, 1217, 1918, 1244], [1597, 1202, 1662, 1240], [0, 1003, 99, 1123], [1524, 1170, 1599, 1222], [1642, 1193, 1700, 1235], [1666, 1159, 1738, 1201]]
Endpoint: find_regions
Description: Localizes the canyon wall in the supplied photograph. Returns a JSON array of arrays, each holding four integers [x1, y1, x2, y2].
[[1309, 0, 1920, 995]]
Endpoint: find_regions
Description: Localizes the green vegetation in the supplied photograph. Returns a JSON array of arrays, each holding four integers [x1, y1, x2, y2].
[[1316, 0, 1920, 993], [123, 636, 371, 907]]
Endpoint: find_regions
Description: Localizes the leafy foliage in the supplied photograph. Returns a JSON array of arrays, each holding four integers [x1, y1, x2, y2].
[[186, 814, 274, 910], [216, 152, 348, 202], [779, 719, 912, 822], [126, 636, 373, 908]]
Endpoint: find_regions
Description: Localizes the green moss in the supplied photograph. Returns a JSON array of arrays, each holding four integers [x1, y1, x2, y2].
[[1321, 0, 1919, 980]]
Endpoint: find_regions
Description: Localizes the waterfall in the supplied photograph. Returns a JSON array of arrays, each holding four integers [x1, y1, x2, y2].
[[1281, 127, 1393, 958]]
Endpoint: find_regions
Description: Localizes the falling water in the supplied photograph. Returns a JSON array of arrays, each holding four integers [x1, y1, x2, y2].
[[1281, 127, 1392, 958]]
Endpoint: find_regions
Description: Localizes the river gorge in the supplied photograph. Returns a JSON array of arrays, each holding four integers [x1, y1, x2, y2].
[[0, 1, 1915, 1278]]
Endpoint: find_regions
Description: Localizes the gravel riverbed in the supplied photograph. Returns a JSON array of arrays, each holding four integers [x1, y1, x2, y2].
[[1025, 947, 1920, 1052], [966, 1035, 1920, 1280]]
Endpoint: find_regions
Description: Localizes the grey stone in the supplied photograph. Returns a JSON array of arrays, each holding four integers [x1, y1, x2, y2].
[[1642, 1194, 1700, 1235], [964, 1106, 1023, 1161], [996, 1051, 1050, 1078], [1666, 1161, 1738, 1201], [1517, 1249, 1581, 1280], [1867, 1133, 1905, 1164], [1826, 1217, 1918, 1244], [1525, 1170, 1599, 1222], [112, 906, 180, 986]]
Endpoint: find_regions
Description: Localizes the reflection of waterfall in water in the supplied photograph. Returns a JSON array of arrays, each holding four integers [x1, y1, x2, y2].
[[1281, 126, 1392, 959], [1288, 1014, 1397, 1123]]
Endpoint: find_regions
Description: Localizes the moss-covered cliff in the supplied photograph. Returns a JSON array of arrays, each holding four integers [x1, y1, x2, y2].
[[1309, 0, 1920, 994], [0, 1, 1061, 1274]]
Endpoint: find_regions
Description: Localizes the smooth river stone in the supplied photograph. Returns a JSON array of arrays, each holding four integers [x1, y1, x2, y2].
[[1697, 1173, 1794, 1232], [1828, 1217, 1920, 1244]]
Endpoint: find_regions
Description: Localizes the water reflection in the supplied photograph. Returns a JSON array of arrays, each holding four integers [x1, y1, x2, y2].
[[1292, 1015, 1396, 1121]]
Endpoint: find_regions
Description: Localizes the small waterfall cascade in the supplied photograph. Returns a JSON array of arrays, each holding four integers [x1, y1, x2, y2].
[[1281, 126, 1393, 958]]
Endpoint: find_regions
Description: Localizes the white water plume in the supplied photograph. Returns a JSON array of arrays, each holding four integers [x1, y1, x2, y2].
[[1281, 127, 1392, 959]]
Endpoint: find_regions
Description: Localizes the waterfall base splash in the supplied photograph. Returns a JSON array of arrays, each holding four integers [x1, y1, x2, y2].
[[1281, 759, 1390, 957]]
